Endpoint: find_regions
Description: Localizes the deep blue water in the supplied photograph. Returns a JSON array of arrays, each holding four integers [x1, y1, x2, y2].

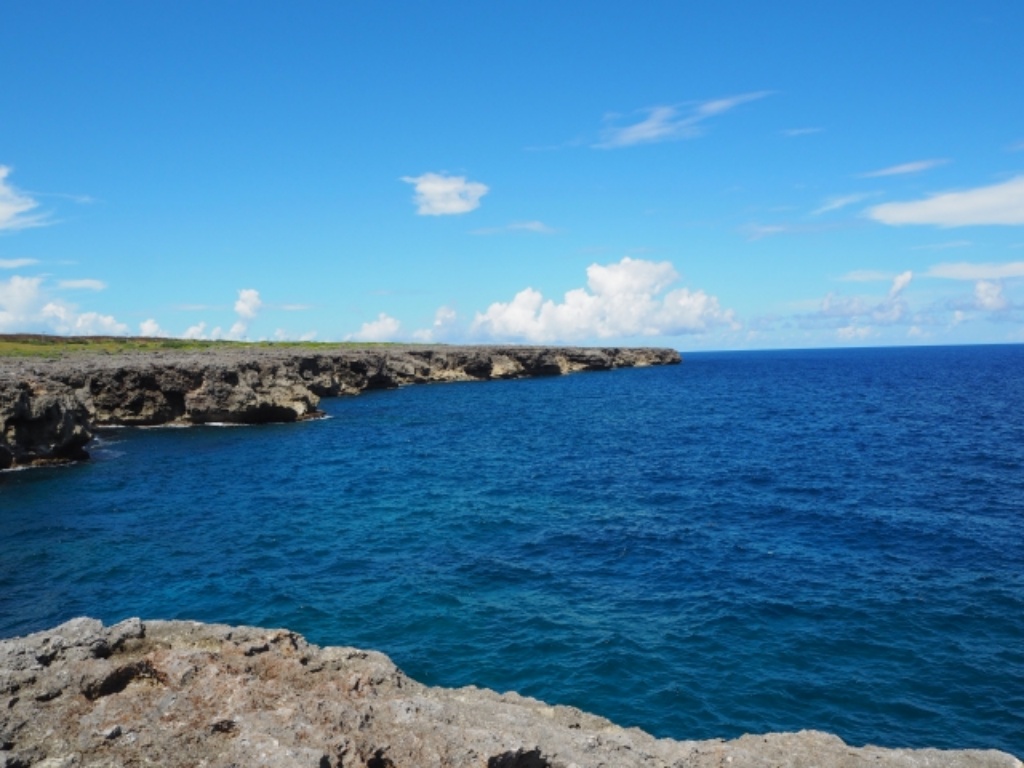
[[2, 345, 1023, 756]]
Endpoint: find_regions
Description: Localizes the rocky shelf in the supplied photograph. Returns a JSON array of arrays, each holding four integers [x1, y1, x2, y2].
[[0, 344, 680, 469], [1, 618, 1019, 768]]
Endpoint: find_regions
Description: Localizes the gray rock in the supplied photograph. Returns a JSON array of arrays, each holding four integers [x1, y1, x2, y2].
[[0, 618, 1018, 768], [0, 345, 680, 468]]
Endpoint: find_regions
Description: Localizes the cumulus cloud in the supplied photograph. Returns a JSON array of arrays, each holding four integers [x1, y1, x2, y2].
[[0, 275, 44, 330], [0, 258, 39, 269], [889, 270, 913, 297], [595, 91, 771, 149], [0, 274, 128, 335], [139, 318, 168, 337], [925, 261, 1024, 280], [470, 257, 736, 343], [401, 172, 489, 215], [234, 288, 262, 319], [183, 321, 207, 340], [413, 306, 458, 342], [58, 279, 106, 291], [347, 313, 402, 342], [40, 302, 127, 335], [811, 272, 915, 336], [860, 159, 948, 178], [974, 281, 1007, 311], [867, 176, 1024, 227], [0, 167, 48, 231]]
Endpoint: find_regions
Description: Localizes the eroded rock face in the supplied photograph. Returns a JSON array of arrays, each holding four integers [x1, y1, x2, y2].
[[0, 618, 1018, 768], [0, 345, 680, 468], [0, 377, 92, 468]]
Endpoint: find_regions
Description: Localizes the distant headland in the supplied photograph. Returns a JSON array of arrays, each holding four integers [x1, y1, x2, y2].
[[0, 335, 680, 469]]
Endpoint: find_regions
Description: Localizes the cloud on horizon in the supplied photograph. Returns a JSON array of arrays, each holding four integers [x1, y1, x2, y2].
[[347, 312, 402, 342], [0, 273, 128, 335], [470, 257, 737, 342], [401, 172, 489, 216], [594, 91, 771, 149]]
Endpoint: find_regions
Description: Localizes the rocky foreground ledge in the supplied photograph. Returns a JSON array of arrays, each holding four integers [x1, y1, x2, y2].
[[0, 344, 679, 469], [1, 619, 1018, 768]]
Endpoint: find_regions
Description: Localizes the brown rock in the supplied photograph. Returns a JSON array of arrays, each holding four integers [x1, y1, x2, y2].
[[1, 618, 1018, 768]]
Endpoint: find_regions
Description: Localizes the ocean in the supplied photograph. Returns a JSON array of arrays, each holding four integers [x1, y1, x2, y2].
[[1, 344, 1022, 756]]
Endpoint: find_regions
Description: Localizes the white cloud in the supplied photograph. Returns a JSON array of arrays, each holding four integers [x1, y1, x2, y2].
[[183, 321, 207, 339], [0, 166, 48, 231], [413, 306, 458, 342], [472, 220, 556, 235], [139, 318, 167, 337], [839, 270, 893, 282], [837, 325, 874, 340], [0, 275, 127, 334], [782, 127, 822, 137], [40, 302, 127, 335], [470, 256, 736, 343], [867, 176, 1024, 227], [234, 288, 262, 319], [0, 258, 39, 269], [595, 91, 771, 149], [58, 279, 106, 291], [72, 312, 129, 335], [813, 193, 874, 215], [401, 172, 488, 216], [860, 159, 948, 178], [347, 312, 402, 342], [227, 320, 248, 340], [0, 275, 44, 330], [974, 281, 1007, 311], [926, 261, 1024, 280], [889, 270, 913, 297], [813, 272, 913, 328]]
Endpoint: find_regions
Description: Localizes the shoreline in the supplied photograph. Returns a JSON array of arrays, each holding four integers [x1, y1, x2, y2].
[[2, 617, 1018, 767], [0, 342, 680, 470]]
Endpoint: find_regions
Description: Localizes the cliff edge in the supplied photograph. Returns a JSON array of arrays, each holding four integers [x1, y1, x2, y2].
[[0, 344, 679, 469], [1, 618, 1018, 768]]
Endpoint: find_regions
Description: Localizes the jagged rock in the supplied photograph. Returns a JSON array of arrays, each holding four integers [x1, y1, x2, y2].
[[0, 618, 1018, 768], [0, 377, 92, 468], [0, 345, 680, 468]]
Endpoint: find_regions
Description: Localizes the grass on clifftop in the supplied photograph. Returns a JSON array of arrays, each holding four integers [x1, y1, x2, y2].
[[0, 335, 409, 358]]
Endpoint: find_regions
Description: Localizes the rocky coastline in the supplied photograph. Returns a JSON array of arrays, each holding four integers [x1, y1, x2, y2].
[[0, 344, 679, 470], [1, 618, 1019, 768]]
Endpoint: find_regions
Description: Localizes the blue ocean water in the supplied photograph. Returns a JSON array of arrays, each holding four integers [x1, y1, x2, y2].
[[2, 345, 1022, 756]]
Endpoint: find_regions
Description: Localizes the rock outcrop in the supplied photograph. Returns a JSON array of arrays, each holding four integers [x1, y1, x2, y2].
[[0, 345, 679, 469], [1, 618, 1018, 768]]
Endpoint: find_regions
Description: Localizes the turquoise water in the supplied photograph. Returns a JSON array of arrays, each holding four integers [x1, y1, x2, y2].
[[2, 345, 1022, 756]]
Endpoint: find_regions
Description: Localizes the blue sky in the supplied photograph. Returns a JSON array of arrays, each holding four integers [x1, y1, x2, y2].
[[2, 1, 1023, 350]]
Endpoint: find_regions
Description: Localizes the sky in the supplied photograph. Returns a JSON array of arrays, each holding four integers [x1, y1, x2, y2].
[[2, 1, 1023, 350]]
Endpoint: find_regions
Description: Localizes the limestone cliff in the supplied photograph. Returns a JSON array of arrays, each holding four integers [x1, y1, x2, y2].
[[1, 618, 1018, 768], [0, 345, 680, 469]]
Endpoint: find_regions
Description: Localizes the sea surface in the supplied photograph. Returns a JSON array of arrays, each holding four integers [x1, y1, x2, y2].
[[2, 345, 1022, 756]]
